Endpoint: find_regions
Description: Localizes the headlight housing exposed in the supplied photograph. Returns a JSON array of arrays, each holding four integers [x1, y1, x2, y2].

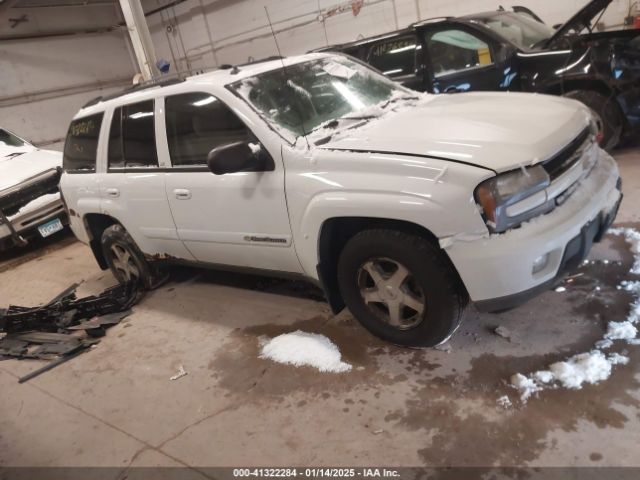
[[475, 165, 554, 233]]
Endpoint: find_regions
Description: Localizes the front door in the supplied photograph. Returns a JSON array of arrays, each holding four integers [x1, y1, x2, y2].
[[420, 24, 510, 93], [365, 33, 425, 91], [160, 92, 302, 273]]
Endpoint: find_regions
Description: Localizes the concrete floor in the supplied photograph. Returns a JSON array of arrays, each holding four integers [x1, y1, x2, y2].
[[1, 147, 639, 473]]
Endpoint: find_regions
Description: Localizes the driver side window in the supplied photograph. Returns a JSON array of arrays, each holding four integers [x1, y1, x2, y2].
[[165, 92, 253, 167], [424, 29, 493, 78]]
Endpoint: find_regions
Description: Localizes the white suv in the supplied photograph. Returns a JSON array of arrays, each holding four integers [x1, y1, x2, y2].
[[60, 53, 621, 347]]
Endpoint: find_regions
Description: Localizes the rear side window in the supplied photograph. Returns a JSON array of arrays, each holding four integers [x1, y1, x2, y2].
[[367, 36, 417, 77], [165, 92, 251, 167], [108, 100, 158, 169], [63, 113, 103, 173]]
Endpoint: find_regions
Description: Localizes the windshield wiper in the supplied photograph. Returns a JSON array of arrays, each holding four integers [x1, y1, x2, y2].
[[380, 95, 419, 109]]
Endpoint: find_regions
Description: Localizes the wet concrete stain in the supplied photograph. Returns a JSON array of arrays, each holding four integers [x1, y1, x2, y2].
[[206, 228, 640, 468]]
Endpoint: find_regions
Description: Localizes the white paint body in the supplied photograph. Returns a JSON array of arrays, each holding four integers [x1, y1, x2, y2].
[[61, 53, 620, 304], [0, 132, 65, 243]]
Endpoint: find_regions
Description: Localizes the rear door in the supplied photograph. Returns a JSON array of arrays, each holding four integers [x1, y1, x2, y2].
[[160, 91, 301, 273], [98, 99, 194, 260], [365, 34, 424, 91], [419, 23, 509, 93]]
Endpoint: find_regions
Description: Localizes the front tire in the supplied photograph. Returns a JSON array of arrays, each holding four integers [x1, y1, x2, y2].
[[565, 90, 624, 151], [101, 224, 156, 289], [336, 229, 467, 347]]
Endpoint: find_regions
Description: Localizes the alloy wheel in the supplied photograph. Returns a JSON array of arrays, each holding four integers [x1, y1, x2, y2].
[[357, 257, 426, 330], [109, 243, 140, 282]]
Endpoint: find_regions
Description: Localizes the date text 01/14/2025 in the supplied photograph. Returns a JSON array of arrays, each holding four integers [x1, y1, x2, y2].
[[233, 468, 400, 478]]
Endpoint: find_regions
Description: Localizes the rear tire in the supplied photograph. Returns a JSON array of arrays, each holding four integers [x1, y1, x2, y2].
[[565, 90, 624, 151], [101, 224, 156, 289], [336, 229, 467, 347]]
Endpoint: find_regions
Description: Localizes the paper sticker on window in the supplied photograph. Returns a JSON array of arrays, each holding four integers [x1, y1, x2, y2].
[[322, 62, 357, 80]]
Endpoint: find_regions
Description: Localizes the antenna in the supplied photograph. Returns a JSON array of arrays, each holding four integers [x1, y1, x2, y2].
[[264, 6, 311, 150]]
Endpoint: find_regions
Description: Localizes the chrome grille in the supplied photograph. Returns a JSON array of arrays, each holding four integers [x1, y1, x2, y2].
[[542, 127, 592, 181]]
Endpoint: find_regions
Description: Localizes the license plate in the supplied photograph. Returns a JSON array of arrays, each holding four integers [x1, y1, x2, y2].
[[37, 218, 63, 238]]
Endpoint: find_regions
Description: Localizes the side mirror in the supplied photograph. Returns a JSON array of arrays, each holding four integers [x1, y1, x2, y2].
[[206, 141, 273, 175]]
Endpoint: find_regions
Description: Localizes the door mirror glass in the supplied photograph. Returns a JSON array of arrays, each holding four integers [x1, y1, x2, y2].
[[207, 141, 274, 175]]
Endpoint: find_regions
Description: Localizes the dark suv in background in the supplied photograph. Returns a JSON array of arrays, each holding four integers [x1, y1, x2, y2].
[[316, 0, 640, 150]]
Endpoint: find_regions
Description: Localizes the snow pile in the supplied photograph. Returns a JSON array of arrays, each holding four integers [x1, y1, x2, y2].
[[510, 374, 541, 402], [496, 395, 513, 408], [548, 351, 625, 389], [610, 228, 640, 274], [604, 321, 637, 340], [260, 330, 352, 373], [510, 227, 640, 402]]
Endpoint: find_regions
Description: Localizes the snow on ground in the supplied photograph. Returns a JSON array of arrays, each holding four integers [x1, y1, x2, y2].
[[510, 228, 640, 402], [260, 330, 352, 373]]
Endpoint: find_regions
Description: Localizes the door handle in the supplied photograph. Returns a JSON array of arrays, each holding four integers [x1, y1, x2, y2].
[[105, 188, 120, 198], [174, 189, 192, 200]]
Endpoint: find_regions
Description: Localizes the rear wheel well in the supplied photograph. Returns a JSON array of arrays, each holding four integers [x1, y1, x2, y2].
[[316, 217, 466, 313], [83, 213, 119, 270]]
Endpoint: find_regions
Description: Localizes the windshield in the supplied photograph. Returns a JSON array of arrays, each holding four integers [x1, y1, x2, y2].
[[229, 56, 411, 140], [476, 12, 555, 49], [0, 128, 27, 148]]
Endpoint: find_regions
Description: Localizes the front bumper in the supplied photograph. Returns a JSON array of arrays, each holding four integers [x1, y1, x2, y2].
[[0, 168, 67, 250], [444, 150, 621, 310], [0, 196, 68, 249]]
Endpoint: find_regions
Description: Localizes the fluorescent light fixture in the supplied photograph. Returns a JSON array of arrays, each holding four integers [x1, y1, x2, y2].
[[128, 111, 154, 119], [388, 44, 416, 54], [383, 68, 403, 75], [192, 96, 217, 107]]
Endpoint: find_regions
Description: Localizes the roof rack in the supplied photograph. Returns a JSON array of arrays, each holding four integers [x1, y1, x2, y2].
[[81, 76, 186, 109], [81, 56, 287, 109]]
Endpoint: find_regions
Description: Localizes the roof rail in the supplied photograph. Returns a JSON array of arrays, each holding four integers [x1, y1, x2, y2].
[[411, 16, 452, 27]]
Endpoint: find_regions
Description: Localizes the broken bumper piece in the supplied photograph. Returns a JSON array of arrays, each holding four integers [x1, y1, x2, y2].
[[0, 282, 141, 382]]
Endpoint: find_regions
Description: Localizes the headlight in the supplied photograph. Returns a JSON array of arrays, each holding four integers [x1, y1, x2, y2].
[[475, 165, 553, 233]]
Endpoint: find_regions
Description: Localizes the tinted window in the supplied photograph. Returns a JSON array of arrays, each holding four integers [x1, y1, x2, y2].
[[108, 107, 124, 169], [0, 128, 26, 147], [63, 113, 103, 173], [108, 100, 158, 169], [165, 93, 251, 166], [367, 36, 417, 77], [425, 29, 493, 78]]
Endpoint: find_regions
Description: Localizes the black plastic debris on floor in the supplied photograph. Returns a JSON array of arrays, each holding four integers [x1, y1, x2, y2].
[[0, 281, 140, 383]]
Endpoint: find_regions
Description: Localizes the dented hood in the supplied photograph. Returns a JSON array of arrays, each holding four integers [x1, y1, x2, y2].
[[0, 149, 62, 193], [318, 92, 591, 173]]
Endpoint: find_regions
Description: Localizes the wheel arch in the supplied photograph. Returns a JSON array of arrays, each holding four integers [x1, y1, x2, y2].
[[316, 216, 467, 314], [83, 213, 121, 270]]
